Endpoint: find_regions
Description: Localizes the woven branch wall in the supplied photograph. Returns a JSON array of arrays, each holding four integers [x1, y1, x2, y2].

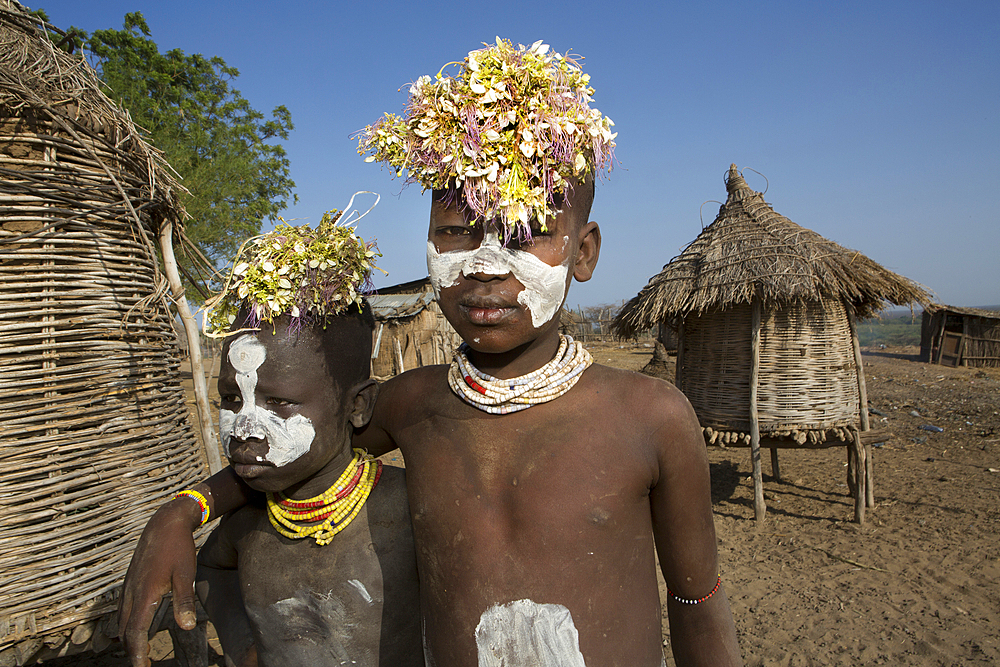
[[680, 299, 860, 438], [965, 317, 1000, 367], [0, 107, 208, 656], [371, 307, 461, 378]]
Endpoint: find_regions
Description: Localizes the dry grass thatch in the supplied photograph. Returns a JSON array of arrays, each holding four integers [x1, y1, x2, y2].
[[613, 164, 930, 338], [1, 1, 210, 661], [0, 0, 187, 243]]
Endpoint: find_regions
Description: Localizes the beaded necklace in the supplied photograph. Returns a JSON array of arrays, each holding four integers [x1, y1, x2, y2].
[[266, 448, 382, 546], [448, 334, 593, 414]]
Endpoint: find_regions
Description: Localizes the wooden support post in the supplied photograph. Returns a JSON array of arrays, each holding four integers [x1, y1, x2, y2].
[[158, 220, 222, 474], [851, 427, 866, 524], [847, 446, 857, 497], [394, 337, 405, 375], [770, 448, 781, 482], [675, 318, 685, 390], [865, 443, 875, 508], [847, 307, 876, 509], [935, 314, 947, 365], [750, 298, 765, 523], [961, 316, 970, 367]]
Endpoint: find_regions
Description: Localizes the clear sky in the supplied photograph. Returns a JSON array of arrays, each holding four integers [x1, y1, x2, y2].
[[31, 0, 999, 311]]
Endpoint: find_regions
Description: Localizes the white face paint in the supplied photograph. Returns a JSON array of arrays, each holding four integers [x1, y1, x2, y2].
[[475, 599, 587, 667], [218, 334, 316, 467], [427, 232, 570, 329]]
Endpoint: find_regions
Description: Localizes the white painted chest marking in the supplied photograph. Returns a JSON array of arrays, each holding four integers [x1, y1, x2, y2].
[[218, 334, 315, 467], [427, 233, 570, 329], [475, 598, 587, 667]]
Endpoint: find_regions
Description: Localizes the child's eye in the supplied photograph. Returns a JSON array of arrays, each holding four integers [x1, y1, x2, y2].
[[221, 394, 242, 405], [437, 226, 471, 236], [266, 397, 295, 407]]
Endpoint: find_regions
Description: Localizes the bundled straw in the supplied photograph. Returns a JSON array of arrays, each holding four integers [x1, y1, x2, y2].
[[1, 1, 209, 659]]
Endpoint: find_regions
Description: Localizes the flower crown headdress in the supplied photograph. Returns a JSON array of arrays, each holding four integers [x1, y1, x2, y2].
[[203, 193, 384, 338], [355, 38, 616, 241]]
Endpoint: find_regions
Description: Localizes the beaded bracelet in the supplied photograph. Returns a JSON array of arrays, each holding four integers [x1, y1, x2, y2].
[[667, 575, 722, 605], [173, 489, 210, 526]]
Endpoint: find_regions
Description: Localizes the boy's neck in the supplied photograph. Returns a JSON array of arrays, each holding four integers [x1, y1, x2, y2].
[[463, 324, 562, 380], [280, 441, 358, 501]]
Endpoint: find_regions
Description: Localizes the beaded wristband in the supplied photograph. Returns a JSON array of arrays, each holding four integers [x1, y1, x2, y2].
[[173, 489, 210, 526], [667, 575, 721, 605]]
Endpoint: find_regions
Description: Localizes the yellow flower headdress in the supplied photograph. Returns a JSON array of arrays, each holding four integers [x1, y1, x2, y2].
[[203, 193, 384, 337], [355, 38, 616, 241]]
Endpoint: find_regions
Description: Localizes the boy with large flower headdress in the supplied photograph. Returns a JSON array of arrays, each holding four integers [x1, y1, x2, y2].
[[121, 40, 740, 667], [190, 211, 422, 666]]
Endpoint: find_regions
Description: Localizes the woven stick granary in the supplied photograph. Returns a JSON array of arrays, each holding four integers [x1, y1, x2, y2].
[[614, 164, 929, 523], [0, 2, 214, 661]]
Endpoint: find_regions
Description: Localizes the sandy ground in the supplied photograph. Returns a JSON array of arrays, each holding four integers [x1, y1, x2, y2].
[[41, 343, 1000, 665]]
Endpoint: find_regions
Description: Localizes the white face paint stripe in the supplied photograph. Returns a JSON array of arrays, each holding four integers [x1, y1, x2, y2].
[[475, 599, 587, 667], [219, 334, 315, 468], [427, 234, 570, 329]]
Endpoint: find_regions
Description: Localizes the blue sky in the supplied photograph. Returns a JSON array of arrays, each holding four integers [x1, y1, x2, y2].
[[33, 0, 999, 310]]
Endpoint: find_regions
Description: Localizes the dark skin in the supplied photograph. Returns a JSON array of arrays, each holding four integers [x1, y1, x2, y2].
[[120, 184, 741, 666], [191, 317, 422, 666]]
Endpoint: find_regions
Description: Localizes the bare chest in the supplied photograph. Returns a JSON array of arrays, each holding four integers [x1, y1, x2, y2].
[[235, 509, 387, 665], [401, 406, 655, 581]]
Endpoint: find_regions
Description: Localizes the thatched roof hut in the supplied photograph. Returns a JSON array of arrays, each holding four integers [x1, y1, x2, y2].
[[614, 164, 929, 523], [369, 277, 461, 379], [920, 304, 1000, 368], [1, 2, 213, 661]]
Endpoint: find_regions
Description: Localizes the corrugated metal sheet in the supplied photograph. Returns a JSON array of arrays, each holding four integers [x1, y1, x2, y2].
[[368, 290, 435, 319]]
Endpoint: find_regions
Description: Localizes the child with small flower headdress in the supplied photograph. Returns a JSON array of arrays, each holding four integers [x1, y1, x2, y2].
[[190, 206, 422, 666], [122, 40, 740, 667]]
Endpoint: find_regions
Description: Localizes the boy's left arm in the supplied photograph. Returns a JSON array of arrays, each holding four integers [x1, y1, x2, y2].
[[647, 386, 742, 666]]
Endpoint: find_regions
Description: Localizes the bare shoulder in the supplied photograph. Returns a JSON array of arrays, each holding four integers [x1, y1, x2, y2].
[[581, 364, 704, 466], [587, 364, 699, 428], [375, 365, 451, 421], [381, 364, 450, 399]]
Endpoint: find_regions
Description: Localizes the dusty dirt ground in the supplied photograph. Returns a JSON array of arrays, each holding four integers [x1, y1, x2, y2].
[[41, 342, 1000, 665]]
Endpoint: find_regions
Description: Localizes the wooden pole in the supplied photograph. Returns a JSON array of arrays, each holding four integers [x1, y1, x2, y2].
[[675, 318, 685, 389], [850, 426, 866, 524], [935, 312, 948, 364], [158, 220, 222, 474], [394, 337, 405, 375], [847, 306, 875, 510], [961, 316, 970, 367], [750, 299, 765, 523]]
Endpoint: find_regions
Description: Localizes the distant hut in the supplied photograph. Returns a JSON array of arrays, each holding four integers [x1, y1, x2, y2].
[[920, 304, 1000, 368], [1, 3, 214, 662], [614, 164, 929, 523], [368, 277, 461, 378], [558, 307, 589, 339]]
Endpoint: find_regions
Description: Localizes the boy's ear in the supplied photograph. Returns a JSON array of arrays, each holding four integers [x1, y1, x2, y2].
[[348, 379, 379, 429], [572, 221, 601, 283]]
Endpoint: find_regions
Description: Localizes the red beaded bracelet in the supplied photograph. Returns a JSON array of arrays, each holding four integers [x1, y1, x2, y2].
[[667, 575, 722, 605]]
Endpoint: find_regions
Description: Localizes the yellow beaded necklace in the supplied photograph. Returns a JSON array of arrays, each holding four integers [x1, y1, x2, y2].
[[266, 448, 382, 546]]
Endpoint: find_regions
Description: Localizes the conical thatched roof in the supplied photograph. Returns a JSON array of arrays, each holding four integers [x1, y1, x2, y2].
[[0, 0, 186, 232], [614, 164, 930, 337]]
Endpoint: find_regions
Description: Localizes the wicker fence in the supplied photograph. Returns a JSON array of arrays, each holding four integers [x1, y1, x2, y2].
[[1, 7, 210, 660]]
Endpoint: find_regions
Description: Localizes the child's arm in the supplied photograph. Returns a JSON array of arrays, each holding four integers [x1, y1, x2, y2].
[[648, 388, 742, 666], [119, 467, 255, 667], [196, 516, 257, 667]]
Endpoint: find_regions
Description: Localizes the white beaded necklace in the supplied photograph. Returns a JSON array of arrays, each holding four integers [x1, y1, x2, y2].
[[448, 334, 593, 414]]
